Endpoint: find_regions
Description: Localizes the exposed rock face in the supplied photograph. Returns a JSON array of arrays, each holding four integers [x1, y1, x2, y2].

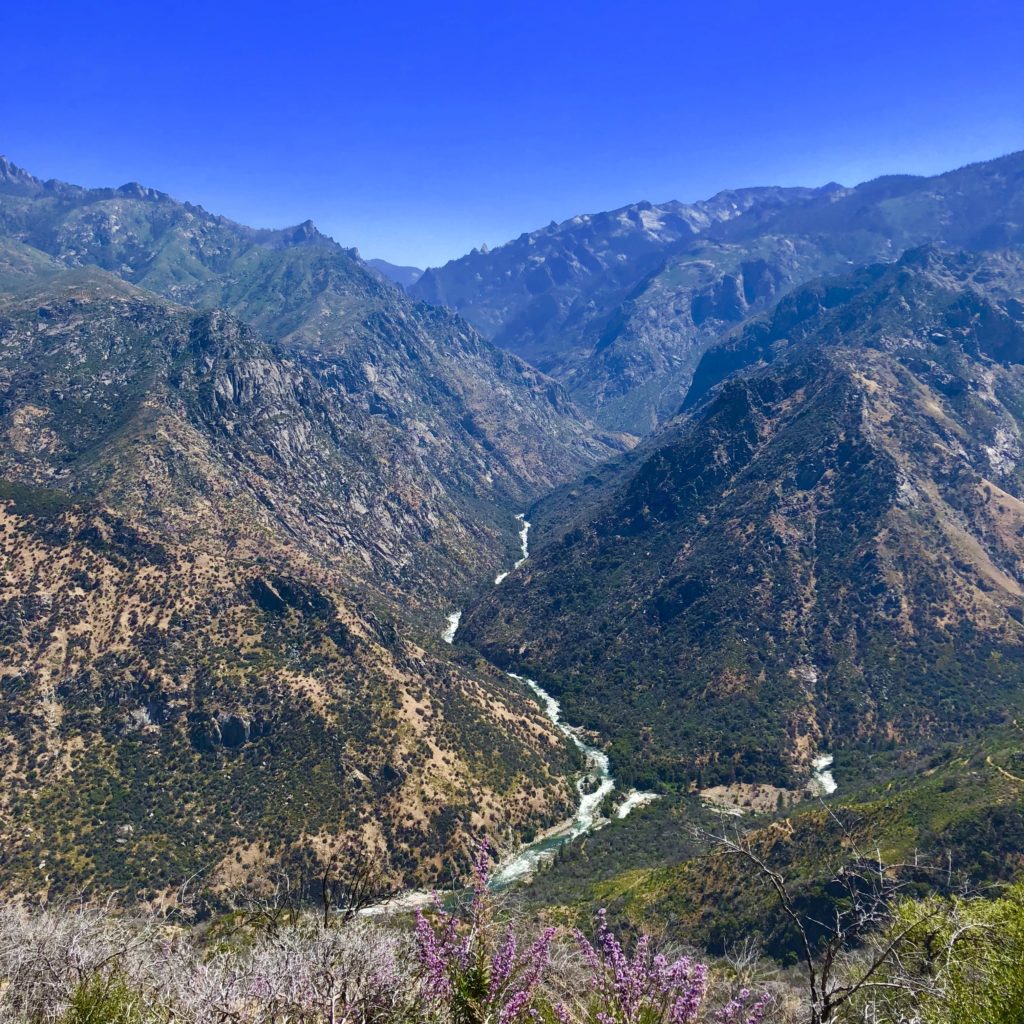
[[412, 188, 825, 361], [459, 249, 1024, 790], [188, 711, 265, 752], [0, 161, 628, 609]]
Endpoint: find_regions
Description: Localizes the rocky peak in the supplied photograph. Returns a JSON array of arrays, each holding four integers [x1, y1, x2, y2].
[[290, 218, 320, 244], [0, 155, 44, 195], [115, 181, 168, 201]]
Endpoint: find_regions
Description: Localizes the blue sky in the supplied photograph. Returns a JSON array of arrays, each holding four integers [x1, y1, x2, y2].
[[2, 1, 1022, 268]]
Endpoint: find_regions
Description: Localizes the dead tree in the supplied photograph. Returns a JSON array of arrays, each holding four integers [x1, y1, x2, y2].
[[693, 815, 953, 1024], [227, 869, 307, 936], [221, 839, 401, 934], [318, 837, 401, 927]]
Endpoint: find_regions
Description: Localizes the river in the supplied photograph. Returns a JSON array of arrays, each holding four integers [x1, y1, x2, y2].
[[441, 611, 462, 644], [445, 512, 658, 887], [494, 512, 530, 584], [364, 514, 835, 916], [490, 672, 616, 885]]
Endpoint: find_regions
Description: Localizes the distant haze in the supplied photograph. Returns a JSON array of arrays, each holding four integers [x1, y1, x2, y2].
[[367, 259, 424, 290]]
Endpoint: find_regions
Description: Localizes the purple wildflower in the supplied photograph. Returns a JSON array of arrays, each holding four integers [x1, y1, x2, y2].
[[715, 989, 772, 1024], [472, 837, 492, 898], [668, 962, 708, 1024], [500, 989, 531, 1024], [490, 924, 518, 998], [576, 910, 719, 1024], [412, 840, 557, 1024], [414, 907, 453, 999]]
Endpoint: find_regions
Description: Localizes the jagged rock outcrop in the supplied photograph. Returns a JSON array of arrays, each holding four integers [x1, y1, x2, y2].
[[0, 160, 628, 609]]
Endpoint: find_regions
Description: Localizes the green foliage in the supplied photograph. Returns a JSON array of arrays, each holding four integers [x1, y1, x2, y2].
[[0, 479, 75, 516], [524, 730, 1024, 961], [891, 884, 1024, 1024], [63, 974, 144, 1024], [462, 248, 1024, 792]]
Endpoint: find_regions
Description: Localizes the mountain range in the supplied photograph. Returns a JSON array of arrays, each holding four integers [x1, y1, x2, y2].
[[0, 157, 618, 897], [413, 152, 1024, 434], [367, 258, 424, 290], [0, 157, 626, 611], [459, 246, 1024, 792], [3, 147, 1024, 908]]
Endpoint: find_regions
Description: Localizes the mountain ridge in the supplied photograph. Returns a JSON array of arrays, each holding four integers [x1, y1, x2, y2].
[[367, 258, 424, 290], [0, 160, 623, 897], [413, 150, 1024, 433], [0, 156, 629, 610], [458, 247, 1024, 791]]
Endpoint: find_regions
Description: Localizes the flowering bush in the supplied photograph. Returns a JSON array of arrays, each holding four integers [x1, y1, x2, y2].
[[572, 910, 767, 1024], [412, 843, 770, 1024], [0, 843, 771, 1024], [573, 909, 709, 1024], [0, 902, 413, 1024], [713, 990, 772, 1024], [413, 841, 561, 1024]]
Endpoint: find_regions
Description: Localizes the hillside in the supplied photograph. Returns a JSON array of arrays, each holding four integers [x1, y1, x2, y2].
[[0, 156, 627, 612], [524, 726, 1024, 961], [0, 158, 629, 898], [0, 270, 586, 897], [458, 248, 1024, 791]]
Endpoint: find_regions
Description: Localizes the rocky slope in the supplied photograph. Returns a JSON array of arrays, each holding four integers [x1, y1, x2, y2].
[[412, 187, 828, 430], [0, 157, 626, 610], [458, 248, 1024, 790], [0, 270, 583, 898], [414, 152, 1024, 433], [0, 157, 628, 898]]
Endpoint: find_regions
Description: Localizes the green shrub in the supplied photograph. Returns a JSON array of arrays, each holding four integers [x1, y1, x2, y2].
[[892, 883, 1024, 1024], [63, 973, 144, 1024]]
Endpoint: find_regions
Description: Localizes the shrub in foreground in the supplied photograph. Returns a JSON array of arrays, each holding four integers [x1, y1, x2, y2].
[[412, 841, 769, 1024], [0, 841, 771, 1024]]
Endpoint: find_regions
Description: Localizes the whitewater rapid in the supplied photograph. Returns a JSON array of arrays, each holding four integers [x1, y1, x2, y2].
[[491, 672, 616, 885], [810, 754, 838, 796], [494, 513, 530, 584], [442, 611, 462, 644], [366, 512, 658, 915]]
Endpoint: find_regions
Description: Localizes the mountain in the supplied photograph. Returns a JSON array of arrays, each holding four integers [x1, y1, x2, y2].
[[367, 258, 424, 290], [413, 152, 1024, 434], [0, 268, 584, 898], [411, 188, 828, 360], [457, 247, 1024, 793], [0, 158, 630, 897], [411, 188, 828, 430], [0, 156, 626, 611]]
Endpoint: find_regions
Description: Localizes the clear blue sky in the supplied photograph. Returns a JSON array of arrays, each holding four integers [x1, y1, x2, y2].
[[2, 0, 1022, 268]]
